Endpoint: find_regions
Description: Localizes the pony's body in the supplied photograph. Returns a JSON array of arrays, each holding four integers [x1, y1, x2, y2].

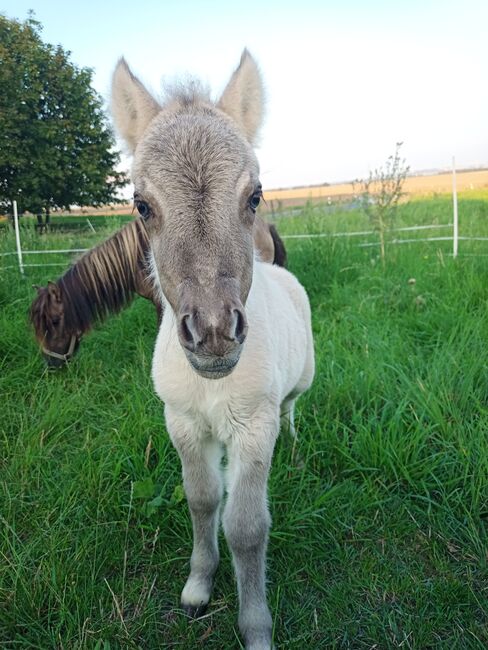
[[111, 50, 314, 649]]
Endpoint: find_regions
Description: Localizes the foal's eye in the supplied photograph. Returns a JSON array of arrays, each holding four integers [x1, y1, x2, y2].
[[135, 200, 151, 220], [248, 188, 262, 212]]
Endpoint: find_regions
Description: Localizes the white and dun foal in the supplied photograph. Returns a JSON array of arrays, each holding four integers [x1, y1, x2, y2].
[[111, 51, 314, 650]]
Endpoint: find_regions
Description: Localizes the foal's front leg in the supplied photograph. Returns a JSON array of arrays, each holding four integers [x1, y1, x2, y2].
[[223, 412, 278, 650], [165, 408, 223, 617]]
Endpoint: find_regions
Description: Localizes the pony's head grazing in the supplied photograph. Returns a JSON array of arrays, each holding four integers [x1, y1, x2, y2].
[[111, 50, 265, 378], [30, 282, 81, 368], [29, 219, 150, 368]]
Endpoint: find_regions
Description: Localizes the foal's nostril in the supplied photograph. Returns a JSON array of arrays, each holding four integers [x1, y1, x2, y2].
[[232, 308, 247, 344], [179, 313, 202, 352], [180, 314, 194, 350]]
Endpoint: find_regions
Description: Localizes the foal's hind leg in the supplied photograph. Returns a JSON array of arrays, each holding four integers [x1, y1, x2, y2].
[[165, 408, 223, 617], [280, 397, 296, 437]]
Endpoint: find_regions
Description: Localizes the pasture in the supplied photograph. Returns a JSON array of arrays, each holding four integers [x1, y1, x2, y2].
[[1, 196, 488, 648]]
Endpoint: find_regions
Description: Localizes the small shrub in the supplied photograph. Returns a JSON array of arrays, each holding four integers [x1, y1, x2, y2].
[[355, 142, 410, 263]]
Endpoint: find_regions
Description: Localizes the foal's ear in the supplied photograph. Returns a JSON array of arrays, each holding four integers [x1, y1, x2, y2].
[[111, 58, 161, 153], [217, 49, 265, 145]]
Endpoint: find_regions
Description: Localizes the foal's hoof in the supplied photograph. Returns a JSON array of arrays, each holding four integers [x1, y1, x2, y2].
[[182, 602, 208, 619], [181, 577, 212, 618]]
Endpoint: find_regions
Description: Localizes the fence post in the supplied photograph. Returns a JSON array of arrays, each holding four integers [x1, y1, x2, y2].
[[13, 200, 24, 275], [452, 156, 458, 258]]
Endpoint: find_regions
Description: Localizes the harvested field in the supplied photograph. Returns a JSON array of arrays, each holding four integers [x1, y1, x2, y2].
[[262, 169, 488, 211]]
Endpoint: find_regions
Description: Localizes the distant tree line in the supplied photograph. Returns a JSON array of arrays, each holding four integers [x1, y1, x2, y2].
[[0, 13, 128, 218]]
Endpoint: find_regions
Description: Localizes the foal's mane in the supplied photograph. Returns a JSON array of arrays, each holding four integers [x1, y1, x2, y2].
[[30, 219, 149, 340]]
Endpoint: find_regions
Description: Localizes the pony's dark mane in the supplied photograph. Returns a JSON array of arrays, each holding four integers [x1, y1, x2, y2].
[[268, 224, 287, 268], [61, 219, 150, 332], [30, 219, 150, 339]]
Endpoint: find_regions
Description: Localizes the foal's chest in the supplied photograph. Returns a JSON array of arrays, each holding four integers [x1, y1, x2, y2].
[[152, 322, 241, 439]]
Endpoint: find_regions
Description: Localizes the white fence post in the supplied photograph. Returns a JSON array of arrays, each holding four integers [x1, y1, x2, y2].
[[452, 156, 458, 258], [12, 200, 24, 275]]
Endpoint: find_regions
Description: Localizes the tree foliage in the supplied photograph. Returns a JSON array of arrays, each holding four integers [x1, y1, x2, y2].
[[355, 143, 410, 263], [0, 13, 128, 214]]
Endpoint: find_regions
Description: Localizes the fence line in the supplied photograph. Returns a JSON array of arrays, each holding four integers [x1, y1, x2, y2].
[[2, 262, 70, 269], [6, 232, 487, 254], [446, 253, 488, 257], [281, 223, 452, 240], [13, 200, 24, 275], [2, 213, 488, 274], [0, 248, 88, 257], [1, 223, 455, 259], [453, 156, 459, 257], [357, 235, 488, 248], [3, 235, 486, 265], [358, 236, 453, 248]]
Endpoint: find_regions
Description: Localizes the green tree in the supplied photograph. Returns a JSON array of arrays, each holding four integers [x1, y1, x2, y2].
[[0, 13, 128, 216], [355, 142, 410, 263]]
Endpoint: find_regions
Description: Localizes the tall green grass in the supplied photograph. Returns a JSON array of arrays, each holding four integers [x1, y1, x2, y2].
[[1, 199, 488, 648]]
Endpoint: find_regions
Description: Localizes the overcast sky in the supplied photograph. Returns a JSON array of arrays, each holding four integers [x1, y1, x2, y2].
[[4, 0, 488, 190]]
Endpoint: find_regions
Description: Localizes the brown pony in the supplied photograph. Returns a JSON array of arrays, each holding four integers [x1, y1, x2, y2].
[[30, 216, 286, 367]]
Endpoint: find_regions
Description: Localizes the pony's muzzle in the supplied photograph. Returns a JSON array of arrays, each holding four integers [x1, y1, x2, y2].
[[177, 304, 248, 378], [43, 353, 68, 369]]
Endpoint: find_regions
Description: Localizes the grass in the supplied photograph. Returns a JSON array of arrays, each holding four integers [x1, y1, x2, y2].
[[1, 198, 488, 648], [0, 213, 134, 233]]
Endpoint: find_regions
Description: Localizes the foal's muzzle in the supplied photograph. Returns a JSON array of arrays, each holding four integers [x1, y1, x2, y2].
[[177, 303, 248, 379], [186, 351, 241, 379]]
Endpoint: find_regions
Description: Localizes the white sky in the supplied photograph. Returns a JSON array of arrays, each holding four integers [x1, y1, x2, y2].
[[3, 0, 488, 190]]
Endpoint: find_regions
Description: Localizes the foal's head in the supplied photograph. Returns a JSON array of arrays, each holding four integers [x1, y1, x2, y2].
[[111, 51, 264, 378]]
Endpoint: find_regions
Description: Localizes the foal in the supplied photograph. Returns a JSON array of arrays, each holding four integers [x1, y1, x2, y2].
[[111, 51, 314, 649]]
